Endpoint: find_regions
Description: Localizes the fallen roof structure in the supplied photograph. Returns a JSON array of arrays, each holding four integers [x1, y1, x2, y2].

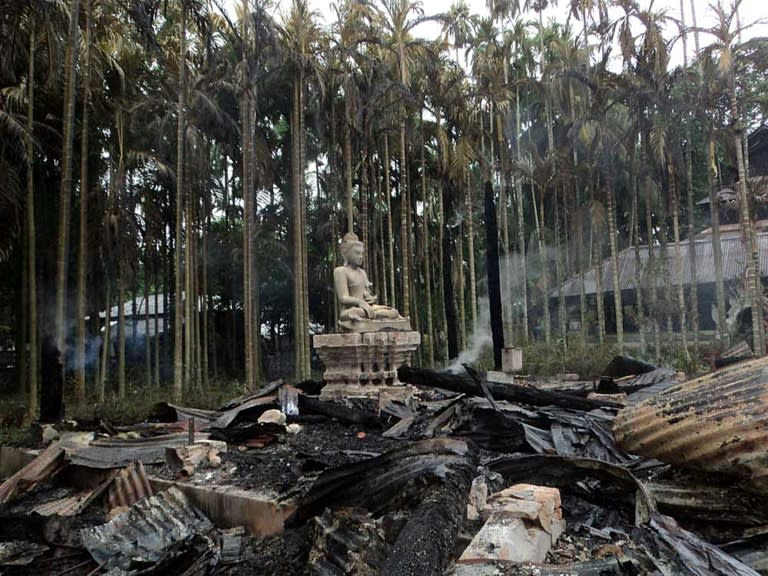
[[0, 360, 766, 575]]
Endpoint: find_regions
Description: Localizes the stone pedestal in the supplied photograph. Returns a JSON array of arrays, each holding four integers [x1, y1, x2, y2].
[[487, 346, 523, 386], [313, 331, 420, 401]]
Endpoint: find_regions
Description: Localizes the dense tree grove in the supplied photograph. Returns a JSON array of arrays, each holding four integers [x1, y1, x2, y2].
[[1, 0, 767, 418]]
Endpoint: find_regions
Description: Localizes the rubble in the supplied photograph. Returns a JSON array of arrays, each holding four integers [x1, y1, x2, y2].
[[458, 484, 565, 564], [80, 486, 218, 574], [0, 360, 766, 575], [166, 443, 226, 479]]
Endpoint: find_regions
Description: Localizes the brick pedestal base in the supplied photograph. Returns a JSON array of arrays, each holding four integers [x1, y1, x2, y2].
[[313, 331, 420, 401]]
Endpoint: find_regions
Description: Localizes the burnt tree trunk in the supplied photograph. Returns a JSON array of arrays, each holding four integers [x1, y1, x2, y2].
[[443, 179, 459, 359], [398, 365, 624, 411], [485, 181, 504, 369]]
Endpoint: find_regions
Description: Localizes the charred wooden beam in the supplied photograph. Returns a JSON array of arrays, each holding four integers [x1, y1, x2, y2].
[[379, 456, 473, 576], [298, 396, 381, 428], [398, 366, 624, 411], [286, 438, 473, 527]]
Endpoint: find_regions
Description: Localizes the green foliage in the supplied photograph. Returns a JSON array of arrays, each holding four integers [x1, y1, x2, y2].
[[522, 338, 619, 378], [80, 378, 245, 424]]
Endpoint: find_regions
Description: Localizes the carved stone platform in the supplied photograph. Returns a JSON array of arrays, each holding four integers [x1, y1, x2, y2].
[[313, 331, 421, 401]]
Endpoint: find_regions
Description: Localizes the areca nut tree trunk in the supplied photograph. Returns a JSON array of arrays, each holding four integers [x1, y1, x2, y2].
[[26, 26, 39, 421], [707, 135, 728, 342], [55, 0, 81, 366], [604, 171, 624, 352], [75, 0, 93, 408], [174, 1, 188, 401], [241, 0, 256, 388], [669, 160, 691, 362]]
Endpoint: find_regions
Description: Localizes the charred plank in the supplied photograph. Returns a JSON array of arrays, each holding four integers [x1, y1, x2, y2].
[[398, 366, 623, 411]]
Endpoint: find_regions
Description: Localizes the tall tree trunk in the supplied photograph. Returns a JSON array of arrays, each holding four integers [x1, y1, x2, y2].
[[300, 79, 310, 379], [420, 124, 434, 367], [344, 90, 354, 233], [679, 0, 700, 352], [707, 136, 728, 342], [202, 211, 209, 388], [55, 0, 81, 381], [292, 74, 310, 380], [437, 151, 448, 362], [241, 4, 255, 388], [496, 112, 511, 342], [733, 100, 765, 355], [669, 162, 691, 362], [184, 174, 195, 388], [515, 89, 528, 343], [74, 0, 92, 409], [26, 29, 39, 421], [605, 174, 624, 352], [591, 181, 605, 344], [443, 213, 458, 360], [19, 225, 28, 401], [144, 248, 152, 389], [98, 278, 110, 403], [644, 176, 661, 363], [154, 279, 161, 386], [173, 3, 187, 401], [466, 172, 478, 330], [555, 185, 567, 343], [292, 79, 302, 379], [399, 117, 410, 319], [631, 153, 646, 353], [532, 184, 551, 342], [485, 182, 504, 369], [384, 135, 396, 310], [457, 221, 467, 349], [117, 258, 126, 399]]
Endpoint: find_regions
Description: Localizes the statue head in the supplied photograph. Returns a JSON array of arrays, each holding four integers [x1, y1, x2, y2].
[[340, 232, 364, 267]]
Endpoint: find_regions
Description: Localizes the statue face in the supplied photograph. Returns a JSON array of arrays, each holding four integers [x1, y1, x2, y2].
[[347, 244, 364, 266]]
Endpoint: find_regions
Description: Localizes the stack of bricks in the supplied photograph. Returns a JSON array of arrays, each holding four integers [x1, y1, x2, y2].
[[459, 483, 565, 564]]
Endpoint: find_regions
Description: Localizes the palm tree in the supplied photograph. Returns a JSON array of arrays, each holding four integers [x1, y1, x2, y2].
[[704, 0, 764, 354], [74, 0, 93, 410], [55, 0, 81, 380], [379, 0, 437, 320], [25, 15, 39, 421], [283, 0, 323, 379], [173, 0, 188, 401]]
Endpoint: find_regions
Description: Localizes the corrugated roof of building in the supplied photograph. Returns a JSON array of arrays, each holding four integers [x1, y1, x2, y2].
[[614, 355, 768, 490], [554, 232, 768, 298]]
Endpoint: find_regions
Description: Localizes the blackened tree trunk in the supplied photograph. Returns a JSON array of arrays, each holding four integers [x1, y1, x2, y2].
[[443, 179, 459, 360], [485, 182, 504, 370], [40, 335, 64, 422]]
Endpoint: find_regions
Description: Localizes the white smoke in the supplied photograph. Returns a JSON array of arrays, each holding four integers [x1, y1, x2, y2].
[[447, 296, 492, 374]]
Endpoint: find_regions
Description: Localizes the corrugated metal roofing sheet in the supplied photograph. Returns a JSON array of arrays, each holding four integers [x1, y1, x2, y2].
[[66, 432, 211, 469], [106, 461, 153, 509], [81, 486, 216, 573], [555, 233, 768, 298], [614, 355, 768, 491], [0, 443, 65, 505]]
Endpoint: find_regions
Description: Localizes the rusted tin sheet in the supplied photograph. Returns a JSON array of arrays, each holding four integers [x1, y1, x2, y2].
[[66, 432, 210, 469], [106, 461, 153, 509], [0, 443, 65, 505], [148, 477, 290, 537], [33, 468, 120, 517], [0, 447, 38, 480], [614, 356, 768, 489]]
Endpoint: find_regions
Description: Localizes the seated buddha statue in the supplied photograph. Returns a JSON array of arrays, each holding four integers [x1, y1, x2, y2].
[[334, 232, 411, 332]]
